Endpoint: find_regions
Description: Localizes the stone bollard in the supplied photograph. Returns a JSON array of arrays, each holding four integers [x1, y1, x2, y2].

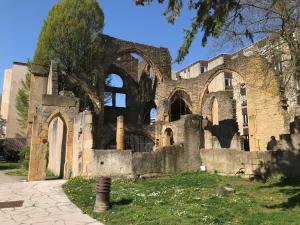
[[94, 177, 111, 212], [116, 116, 125, 150]]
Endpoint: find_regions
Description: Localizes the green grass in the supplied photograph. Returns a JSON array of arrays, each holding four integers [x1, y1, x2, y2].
[[5, 168, 28, 176], [63, 172, 300, 225], [0, 162, 20, 170], [0, 162, 28, 176], [6, 169, 57, 177]]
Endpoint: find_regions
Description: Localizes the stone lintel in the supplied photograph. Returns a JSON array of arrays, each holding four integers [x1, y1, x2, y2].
[[42, 95, 77, 107]]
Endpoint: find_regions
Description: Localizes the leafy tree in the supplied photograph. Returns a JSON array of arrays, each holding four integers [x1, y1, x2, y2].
[[135, 0, 299, 65], [34, 0, 105, 112], [135, 0, 242, 62], [136, 0, 300, 117], [33, 0, 106, 147], [16, 70, 31, 129]]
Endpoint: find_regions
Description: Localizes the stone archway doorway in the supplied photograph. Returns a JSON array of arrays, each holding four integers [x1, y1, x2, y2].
[[47, 116, 67, 178], [28, 107, 77, 181]]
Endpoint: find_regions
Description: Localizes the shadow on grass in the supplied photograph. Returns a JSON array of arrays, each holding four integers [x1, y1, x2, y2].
[[246, 150, 300, 209], [266, 191, 300, 209], [111, 198, 133, 206], [270, 177, 300, 187], [263, 177, 300, 209]]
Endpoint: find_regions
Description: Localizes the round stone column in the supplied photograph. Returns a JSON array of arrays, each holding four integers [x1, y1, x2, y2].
[[116, 116, 125, 150]]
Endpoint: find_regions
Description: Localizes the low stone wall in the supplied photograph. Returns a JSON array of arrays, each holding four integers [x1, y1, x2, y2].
[[89, 150, 133, 178], [132, 145, 186, 177], [84, 144, 200, 178], [200, 149, 300, 178]]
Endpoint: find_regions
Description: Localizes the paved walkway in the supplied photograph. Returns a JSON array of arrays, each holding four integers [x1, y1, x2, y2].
[[0, 172, 103, 225], [0, 170, 27, 183]]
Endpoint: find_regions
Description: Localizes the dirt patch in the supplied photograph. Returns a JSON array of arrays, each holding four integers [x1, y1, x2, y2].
[[0, 200, 24, 209]]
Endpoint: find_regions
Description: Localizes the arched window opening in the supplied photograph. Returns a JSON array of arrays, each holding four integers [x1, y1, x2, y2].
[[150, 108, 157, 123], [120, 52, 156, 89], [170, 90, 192, 122], [106, 73, 123, 88], [47, 116, 67, 178], [170, 97, 191, 122], [163, 128, 174, 146], [130, 53, 144, 63], [144, 106, 157, 125], [104, 73, 126, 108], [127, 53, 153, 82], [146, 64, 154, 80]]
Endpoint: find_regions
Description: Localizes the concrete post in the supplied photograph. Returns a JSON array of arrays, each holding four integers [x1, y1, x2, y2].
[[116, 116, 125, 150]]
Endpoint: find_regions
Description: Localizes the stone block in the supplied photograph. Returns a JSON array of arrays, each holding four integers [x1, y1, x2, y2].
[[42, 95, 78, 107]]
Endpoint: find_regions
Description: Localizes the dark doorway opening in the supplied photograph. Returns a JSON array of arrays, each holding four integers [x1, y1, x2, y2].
[[164, 128, 174, 145], [60, 122, 67, 178]]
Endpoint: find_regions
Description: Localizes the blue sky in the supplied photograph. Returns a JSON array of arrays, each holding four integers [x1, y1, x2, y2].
[[0, 0, 233, 94]]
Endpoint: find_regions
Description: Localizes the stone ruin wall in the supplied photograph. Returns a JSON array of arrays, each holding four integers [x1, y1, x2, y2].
[[155, 55, 289, 151], [26, 34, 297, 180], [200, 149, 300, 178]]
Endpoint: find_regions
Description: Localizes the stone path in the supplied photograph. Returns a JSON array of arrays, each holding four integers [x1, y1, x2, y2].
[[0, 170, 26, 183], [0, 176, 103, 225]]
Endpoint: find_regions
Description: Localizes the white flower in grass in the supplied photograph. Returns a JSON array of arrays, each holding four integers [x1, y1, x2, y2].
[[136, 193, 146, 198], [148, 191, 160, 197]]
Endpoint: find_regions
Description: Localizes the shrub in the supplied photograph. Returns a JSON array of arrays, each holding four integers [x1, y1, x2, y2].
[[19, 145, 30, 169]]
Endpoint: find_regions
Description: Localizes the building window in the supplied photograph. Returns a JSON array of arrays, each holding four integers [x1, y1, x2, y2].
[[243, 114, 248, 125], [225, 78, 232, 88], [224, 72, 232, 89], [200, 66, 207, 74]]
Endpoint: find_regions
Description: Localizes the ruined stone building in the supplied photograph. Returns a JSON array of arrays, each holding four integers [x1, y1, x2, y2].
[[21, 34, 300, 181], [0, 62, 28, 151]]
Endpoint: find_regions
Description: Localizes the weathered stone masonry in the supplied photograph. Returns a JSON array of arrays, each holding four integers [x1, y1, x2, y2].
[[27, 34, 299, 180]]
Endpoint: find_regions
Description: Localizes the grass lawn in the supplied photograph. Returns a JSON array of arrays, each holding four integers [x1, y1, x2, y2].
[[0, 162, 27, 176], [63, 172, 300, 225], [5, 168, 56, 177], [5, 168, 28, 176], [0, 161, 55, 177], [0, 162, 20, 170]]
